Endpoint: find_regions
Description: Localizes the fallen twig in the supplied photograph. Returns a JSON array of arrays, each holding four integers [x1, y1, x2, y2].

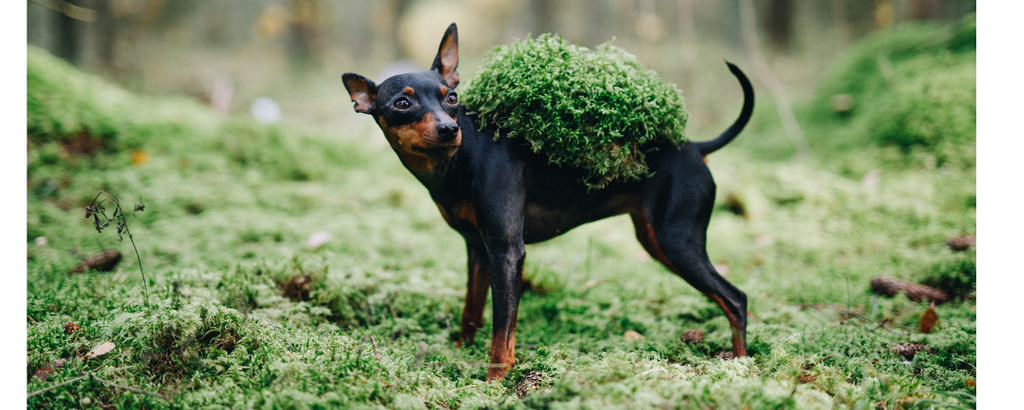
[[446, 384, 478, 393], [869, 318, 891, 333], [27, 366, 137, 399], [368, 335, 396, 378], [261, 314, 299, 350], [369, 335, 383, 362], [27, 374, 89, 398], [85, 371, 170, 401], [638, 367, 665, 377], [952, 355, 976, 371], [870, 277, 951, 304]]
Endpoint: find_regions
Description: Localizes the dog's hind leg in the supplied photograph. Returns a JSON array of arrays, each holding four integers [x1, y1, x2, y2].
[[630, 205, 748, 357], [458, 243, 490, 347]]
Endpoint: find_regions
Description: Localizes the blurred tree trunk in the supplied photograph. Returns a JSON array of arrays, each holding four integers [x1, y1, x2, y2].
[[831, 0, 851, 49], [762, 0, 794, 51], [366, 0, 413, 62], [288, 0, 329, 68], [718, 0, 743, 49], [909, 0, 942, 20], [389, 0, 413, 60], [584, 0, 610, 45], [738, 0, 809, 158], [676, 0, 711, 127], [529, 0, 557, 35], [838, 0, 877, 39], [91, 0, 119, 73], [55, 0, 84, 64], [343, 0, 372, 61]]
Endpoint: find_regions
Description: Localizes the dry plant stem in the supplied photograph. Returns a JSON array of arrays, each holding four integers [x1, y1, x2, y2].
[[738, 0, 810, 159], [88, 191, 149, 308], [124, 225, 148, 307], [369, 336, 396, 378]]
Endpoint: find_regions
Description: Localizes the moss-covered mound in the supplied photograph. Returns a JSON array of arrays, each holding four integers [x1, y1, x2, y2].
[[809, 15, 975, 168], [462, 35, 688, 189], [27, 45, 343, 181]]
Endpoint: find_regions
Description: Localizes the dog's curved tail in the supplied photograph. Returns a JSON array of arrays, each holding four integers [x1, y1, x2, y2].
[[692, 62, 755, 156]]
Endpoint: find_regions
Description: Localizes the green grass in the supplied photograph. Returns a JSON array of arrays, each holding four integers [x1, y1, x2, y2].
[[26, 17, 975, 409]]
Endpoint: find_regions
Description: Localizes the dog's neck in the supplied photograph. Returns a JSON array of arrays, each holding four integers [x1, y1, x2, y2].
[[406, 153, 458, 193]]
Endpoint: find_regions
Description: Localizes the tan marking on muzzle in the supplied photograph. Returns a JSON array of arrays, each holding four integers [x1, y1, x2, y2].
[[379, 113, 460, 173]]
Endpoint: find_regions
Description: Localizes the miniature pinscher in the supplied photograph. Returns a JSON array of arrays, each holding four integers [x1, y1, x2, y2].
[[343, 23, 754, 380]]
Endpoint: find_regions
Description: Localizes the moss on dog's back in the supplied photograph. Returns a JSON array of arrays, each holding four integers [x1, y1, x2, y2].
[[461, 35, 688, 189]]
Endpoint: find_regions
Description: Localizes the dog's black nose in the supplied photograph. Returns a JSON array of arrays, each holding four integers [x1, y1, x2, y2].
[[438, 122, 459, 141]]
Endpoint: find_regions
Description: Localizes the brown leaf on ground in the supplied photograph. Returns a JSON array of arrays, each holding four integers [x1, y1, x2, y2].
[[919, 301, 939, 333], [624, 330, 644, 340], [679, 329, 705, 344], [63, 321, 81, 335], [515, 370, 548, 398], [716, 350, 734, 360], [889, 342, 931, 360], [966, 379, 975, 387], [870, 276, 951, 304], [946, 234, 976, 251], [33, 359, 66, 381], [68, 250, 122, 275], [84, 342, 116, 359]]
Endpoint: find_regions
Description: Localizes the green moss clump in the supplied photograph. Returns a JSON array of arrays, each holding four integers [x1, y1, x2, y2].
[[920, 253, 976, 300], [809, 15, 976, 168], [462, 35, 688, 189]]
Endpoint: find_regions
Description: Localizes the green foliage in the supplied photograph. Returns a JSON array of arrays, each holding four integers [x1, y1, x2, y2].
[[807, 15, 976, 169], [462, 35, 689, 189]]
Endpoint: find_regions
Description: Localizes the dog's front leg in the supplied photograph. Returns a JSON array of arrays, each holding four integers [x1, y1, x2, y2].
[[473, 184, 527, 380], [458, 243, 490, 347], [484, 238, 525, 380]]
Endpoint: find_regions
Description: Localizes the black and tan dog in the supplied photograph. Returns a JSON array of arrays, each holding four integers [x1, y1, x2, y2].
[[343, 23, 754, 380]]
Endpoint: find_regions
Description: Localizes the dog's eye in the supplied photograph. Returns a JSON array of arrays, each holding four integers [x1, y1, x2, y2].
[[446, 93, 458, 105], [394, 98, 411, 110]]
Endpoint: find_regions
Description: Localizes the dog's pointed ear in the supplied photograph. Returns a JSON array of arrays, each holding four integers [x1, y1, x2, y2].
[[342, 73, 377, 114], [430, 23, 459, 88]]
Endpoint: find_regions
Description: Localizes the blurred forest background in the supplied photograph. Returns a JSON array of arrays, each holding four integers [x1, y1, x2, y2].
[[28, 0, 976, 139]]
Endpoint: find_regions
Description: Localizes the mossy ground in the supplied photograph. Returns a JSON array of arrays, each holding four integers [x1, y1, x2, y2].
[[26, 17, 975, 409]]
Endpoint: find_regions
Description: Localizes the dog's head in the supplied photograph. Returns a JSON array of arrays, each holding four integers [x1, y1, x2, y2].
[[343, 23, 462, 172]]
